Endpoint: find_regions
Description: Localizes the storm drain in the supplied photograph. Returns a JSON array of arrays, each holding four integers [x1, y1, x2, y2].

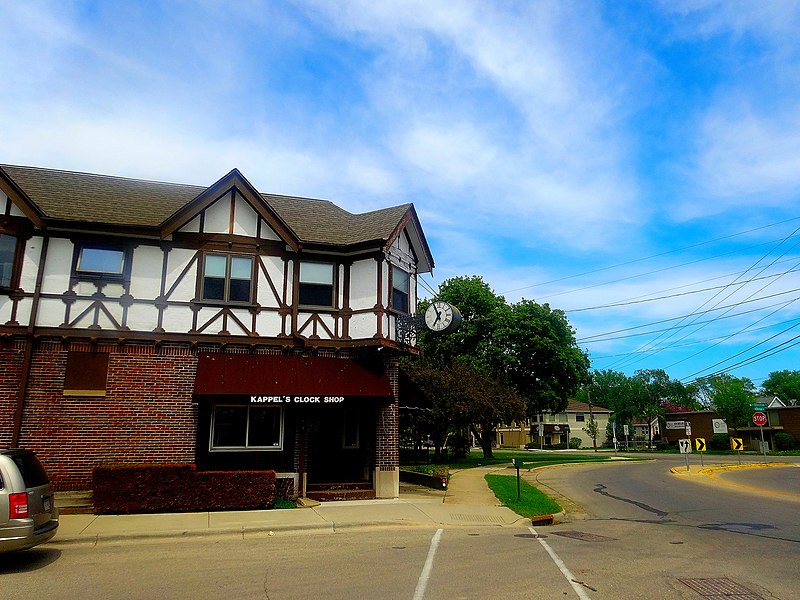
[[679, 578, 762, 599], [449, 513, 506, 524], [551, 530, 617, 542]]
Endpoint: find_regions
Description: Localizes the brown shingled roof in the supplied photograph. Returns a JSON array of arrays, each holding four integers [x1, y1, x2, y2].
[[1, 164, 204, 227], [1, 164, 416, 248]]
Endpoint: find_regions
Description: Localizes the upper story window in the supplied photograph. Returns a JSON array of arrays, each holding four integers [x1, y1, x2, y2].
[[0, 233, 18, 289], [73, 243, 130, 283], [391, 266, 410, 314], [575, 413, 585, 422], [299, 261, 334, 307], [77, 247, 125, 275], [202, 254, 253, 303]]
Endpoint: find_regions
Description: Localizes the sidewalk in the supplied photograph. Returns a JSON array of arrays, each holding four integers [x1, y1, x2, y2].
[[51, 466, 529, 545]]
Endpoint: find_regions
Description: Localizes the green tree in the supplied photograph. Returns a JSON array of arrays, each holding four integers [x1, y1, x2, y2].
[[416, 276, 589, 458], [582, 417, 600, 452], [501, 300, 591, 417], [401, 357, 525, 460], [699, 374, 756, 433], [761, 370, 800, 404]]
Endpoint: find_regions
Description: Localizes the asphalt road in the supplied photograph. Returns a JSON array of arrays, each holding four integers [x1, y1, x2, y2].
[[530, 456, 800, 599], [2, 455, 798, 600]]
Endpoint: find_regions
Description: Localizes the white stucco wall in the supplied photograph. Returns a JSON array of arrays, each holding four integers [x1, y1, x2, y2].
[[130, 245, 164, 300], [349, 260, 376, 311]]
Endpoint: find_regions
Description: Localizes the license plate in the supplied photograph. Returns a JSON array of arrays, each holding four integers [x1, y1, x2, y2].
[[43, 496, 52, 512]]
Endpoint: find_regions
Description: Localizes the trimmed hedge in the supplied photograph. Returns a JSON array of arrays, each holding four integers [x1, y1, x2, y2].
[[400, 469, 448, 490], [93, 464, 276, 514]]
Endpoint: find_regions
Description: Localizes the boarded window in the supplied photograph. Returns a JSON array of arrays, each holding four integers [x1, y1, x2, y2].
[[64, 352, 109, 396]]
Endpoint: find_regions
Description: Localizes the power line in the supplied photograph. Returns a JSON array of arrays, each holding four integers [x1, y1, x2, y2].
[[565, 267, 800, 313], [577, 287, 800, 343], [608, 223, 800, 371], [500, 216, 800, 297]]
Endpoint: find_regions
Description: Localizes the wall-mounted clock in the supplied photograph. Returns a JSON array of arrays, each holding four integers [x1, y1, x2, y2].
[[424, 300, 462, 334]]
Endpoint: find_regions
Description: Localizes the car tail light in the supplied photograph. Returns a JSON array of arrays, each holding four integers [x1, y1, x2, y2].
[[9, 492, 29, 519]]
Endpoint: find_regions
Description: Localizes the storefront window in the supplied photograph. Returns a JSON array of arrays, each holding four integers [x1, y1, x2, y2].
[[211, 405, 282, 450], [342, 405, 359, 449]]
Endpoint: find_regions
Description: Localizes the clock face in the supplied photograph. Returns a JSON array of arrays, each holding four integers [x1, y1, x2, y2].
[[425, 300, 458, 332]]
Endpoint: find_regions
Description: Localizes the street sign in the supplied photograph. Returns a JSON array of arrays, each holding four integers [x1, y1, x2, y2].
[[685, 423, 692, 436], [730, 437, 744, 451], [752, 411, 767, 427], [752, 402, 768, 411], [678, 439, 691, 454], [623, 424, 629, 436], [712, 419, 728, 434], [695, 438, 706, 452]]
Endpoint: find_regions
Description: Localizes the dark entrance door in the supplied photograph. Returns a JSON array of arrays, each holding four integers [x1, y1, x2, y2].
[[305, 402, 374, 484]]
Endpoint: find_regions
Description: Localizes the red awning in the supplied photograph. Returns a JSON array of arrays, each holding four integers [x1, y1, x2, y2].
[[193, 353, 393, 397]]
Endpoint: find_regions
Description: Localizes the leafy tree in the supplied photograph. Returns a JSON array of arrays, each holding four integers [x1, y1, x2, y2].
[[761, 370, 800, 404], [501, 300, 591, 417], [415, 276, 589, 458], [582, 417, 600, 452], [401, 357, 524, 460], [698, 374, 756, 432]]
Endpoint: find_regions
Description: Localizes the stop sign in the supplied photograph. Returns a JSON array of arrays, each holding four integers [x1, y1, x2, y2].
[[753, 411, 768, 427]]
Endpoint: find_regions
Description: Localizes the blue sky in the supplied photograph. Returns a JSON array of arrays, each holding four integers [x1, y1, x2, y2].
[[3, 1, 800, 388]]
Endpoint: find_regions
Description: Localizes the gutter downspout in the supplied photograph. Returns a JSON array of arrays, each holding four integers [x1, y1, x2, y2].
[[11, 236, 48, 448]]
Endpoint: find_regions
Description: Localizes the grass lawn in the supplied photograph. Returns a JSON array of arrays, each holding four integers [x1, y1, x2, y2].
[[485, 474, 561, 518], [448, 451, 613, 470]]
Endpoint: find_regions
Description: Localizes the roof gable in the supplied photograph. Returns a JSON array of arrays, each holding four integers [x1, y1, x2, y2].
[[0, 165, 435, 264], [161, 169, 298, 250]]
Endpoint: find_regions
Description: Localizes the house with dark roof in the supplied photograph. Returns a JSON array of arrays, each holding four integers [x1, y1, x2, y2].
[[0, 164, 433, 501]]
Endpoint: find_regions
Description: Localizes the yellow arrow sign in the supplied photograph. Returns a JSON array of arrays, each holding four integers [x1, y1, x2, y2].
[[730, 437, 744, 451], [695, 438, 706, 452]]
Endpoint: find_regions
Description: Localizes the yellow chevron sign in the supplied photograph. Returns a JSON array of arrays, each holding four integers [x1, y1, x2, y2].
[[730, 437, 744, 451], [695, 438, 706, 452]]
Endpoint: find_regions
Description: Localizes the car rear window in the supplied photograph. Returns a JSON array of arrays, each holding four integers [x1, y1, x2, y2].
[[11, 453, 50, 487]]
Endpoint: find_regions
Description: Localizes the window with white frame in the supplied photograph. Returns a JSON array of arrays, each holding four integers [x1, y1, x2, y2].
[[210, 405, 282, 450], [391, 266, 410, 313], [202, 253, 253, 303], [299, 261, 334, 307]]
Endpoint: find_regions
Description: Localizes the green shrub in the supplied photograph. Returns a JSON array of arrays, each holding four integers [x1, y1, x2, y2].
[[710, 433, 730, 450], [447, 433, 470, 459], [774, 432, 796, 451], [569, 437, 582, 449]]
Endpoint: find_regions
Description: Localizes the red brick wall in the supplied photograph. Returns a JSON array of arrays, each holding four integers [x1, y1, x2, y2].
[[15, 341, 197, 490], [776, 406, 800, 439], [375, 357, 399, 471], [0, 341, 26, 448]]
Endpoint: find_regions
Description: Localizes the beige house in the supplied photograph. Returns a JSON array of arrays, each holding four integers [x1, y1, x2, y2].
[[497, 400, 613, 449]]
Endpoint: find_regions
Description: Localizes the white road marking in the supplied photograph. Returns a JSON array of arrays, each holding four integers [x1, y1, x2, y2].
[[529, 526, 592, 600], [412, 528, 443, 600]]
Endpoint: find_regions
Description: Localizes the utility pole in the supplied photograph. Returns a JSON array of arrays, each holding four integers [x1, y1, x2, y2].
[[588, 390, 597, 452]]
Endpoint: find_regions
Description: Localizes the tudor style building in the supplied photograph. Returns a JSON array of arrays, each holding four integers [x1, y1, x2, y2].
[[0, 164, 433, 500]]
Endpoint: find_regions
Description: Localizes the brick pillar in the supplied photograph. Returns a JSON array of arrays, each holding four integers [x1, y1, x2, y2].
[[374, 355, 399, 498]]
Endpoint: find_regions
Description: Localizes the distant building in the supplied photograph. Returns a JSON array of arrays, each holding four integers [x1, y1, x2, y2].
[[497, 400, 613, 449]]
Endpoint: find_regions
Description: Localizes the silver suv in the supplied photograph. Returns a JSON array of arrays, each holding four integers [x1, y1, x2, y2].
[[0, 449, 59, 552]]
